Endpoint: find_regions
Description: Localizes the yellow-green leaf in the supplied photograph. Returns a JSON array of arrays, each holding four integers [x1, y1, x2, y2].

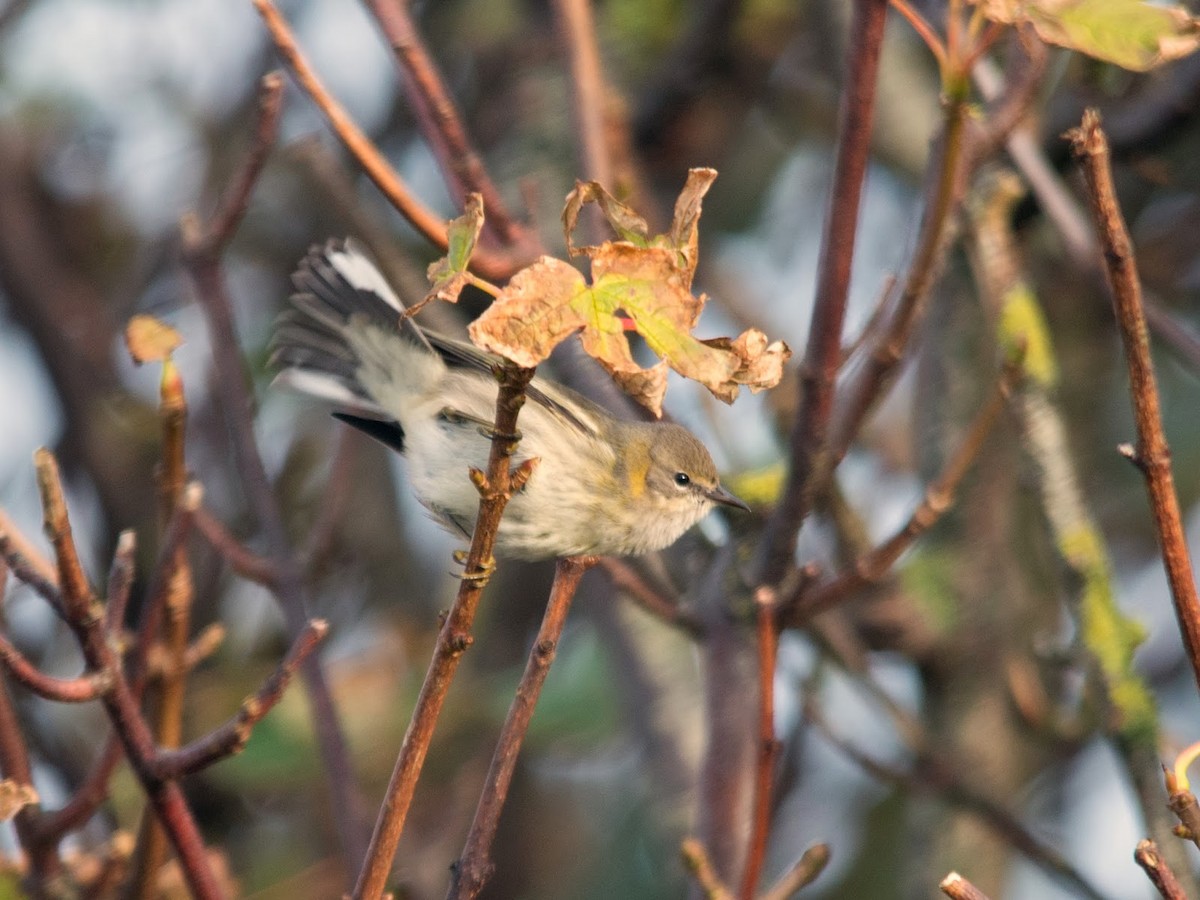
[[425, 192, 485, 304], [975, 0, 1200, 71]]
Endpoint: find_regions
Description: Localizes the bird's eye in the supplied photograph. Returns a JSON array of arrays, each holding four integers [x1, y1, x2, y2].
[[673, 472, 691, 487]]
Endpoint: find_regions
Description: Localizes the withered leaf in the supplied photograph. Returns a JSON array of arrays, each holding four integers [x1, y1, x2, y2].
[[470, 243, 791, 416], [125, 315, 182, 364], [0, 779, 37, 820], [562, 181, 651, 258]]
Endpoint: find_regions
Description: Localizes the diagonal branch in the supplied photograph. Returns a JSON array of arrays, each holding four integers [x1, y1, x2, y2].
[[447, 555, 597, 899], [1067, 110, 1200, 697]]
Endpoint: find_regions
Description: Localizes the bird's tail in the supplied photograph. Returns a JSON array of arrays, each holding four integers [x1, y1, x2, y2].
[[270, 239, 439, 452]]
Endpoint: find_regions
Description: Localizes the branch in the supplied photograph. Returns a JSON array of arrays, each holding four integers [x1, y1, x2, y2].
[[181, 66, 369, 871], [193, 504, 279, 587], [33, 451, 226, 900], [353, 365, 535, 900], [252, 0, 523, 282], [553, 0, 614, 189], [362, 0, 535, 252], [740, 588, 780, 900], [940, 872, 993, 900], [681, 837, 735, 900], [1135, 840, 1187, 900], [754, 0, 889, 588], [792, 362, 1014, 622], [152, 619, 328, 778], [0, 630, 109, 702], [1067, 110, 1200, 698], [597, 557, 704, 638], [447, 555, 597, 899], [759, 843, 830, 900]]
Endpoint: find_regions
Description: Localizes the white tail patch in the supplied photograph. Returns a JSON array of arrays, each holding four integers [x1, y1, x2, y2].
[[272, 369, 385, 417], [326, 241, 406, 314]]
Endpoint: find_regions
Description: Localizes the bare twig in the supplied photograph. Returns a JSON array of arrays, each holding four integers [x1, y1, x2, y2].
[[353, 365, 535, 900], [759, 843, 830, 900], [193, 504, 278, 587], [681, 837, 735, 900], [553, 0, 614, 189], [447, 555, 597, 899], [181, 71, 369, 872], [940, 871, 993, 900], [597, 557, 704, 637], [792, 362, 1014, 621], [152, 619, 328, 778], [1135, 839, 1187, 900], [34, 451, 225, 900], [252, 0, 522, 282], [362, 0, 534, 252], [740, 588, 780, 900], [104, 530, 136, 632], [1068, 110, 1200, 697], [0, 631, 108, 702], [754, 0, 889, 588]]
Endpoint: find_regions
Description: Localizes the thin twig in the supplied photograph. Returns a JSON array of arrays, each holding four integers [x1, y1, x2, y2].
[[1068, 110, 1200, 697], [181, 66, 369, 872], [740, 588, 780, 900], [252, 0, 521, 282], [193, 504, 279, 587], [940, 871, 993, 900], [1135, 839, 1187, 900], [34, 451, 226, 900], [597, 557, 704, 637], [754, 0, 890, 588], [447, 555, 597, 899], [362, 0, 534, 252], [553, 0, 613, 189], [33, 736, 124, 840], [681, 838, 735, 900], [0, 631, 109, 702], [152, 619, 328, 778], [792, 362, 1014, 621], [353, 365, 535, 900], [104, 530, 136, 632], [759, 843, 830, 900], [0, 532, 63, 615]]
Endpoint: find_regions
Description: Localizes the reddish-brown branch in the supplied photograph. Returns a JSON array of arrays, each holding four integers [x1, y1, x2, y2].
[[0, 532, 63, 615], [1135, 840, 1187, 900], [940, 872, 993, 900], [754, 0, 889, 588], [447, 555, 597, 899], [353, 365, 535, 900], [181, 67, 369, 872], [1068, 110, 1200, 697], [33, 736, 124, 840], [792, 362, 1014, 622], [0, 631, 109, 702], [152, 619, 328, 779], [553, 0, 613, 190], [33, 451, 226, 900], [362, 0, 535, 253], [598, 557, 704, 637], [194, 71, 285, 258], [0, 666, 53, 880], [193, 504, 279, 586], [252, 0, 521, 282], [740, 588, 780, 900]]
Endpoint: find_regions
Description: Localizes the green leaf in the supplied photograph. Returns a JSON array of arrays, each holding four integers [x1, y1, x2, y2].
[[424, 192, 485, 304], [976, 0, 1200, 71]]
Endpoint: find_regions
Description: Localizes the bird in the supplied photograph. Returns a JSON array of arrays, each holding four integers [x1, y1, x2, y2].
[[269, 239, 748, 561]]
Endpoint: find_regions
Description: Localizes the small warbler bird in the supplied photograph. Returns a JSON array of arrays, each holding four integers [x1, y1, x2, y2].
[[270, 239, 748, 560]]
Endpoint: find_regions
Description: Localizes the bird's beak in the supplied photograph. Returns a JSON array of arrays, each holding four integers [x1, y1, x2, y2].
[[706, 484, 750, 512]]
